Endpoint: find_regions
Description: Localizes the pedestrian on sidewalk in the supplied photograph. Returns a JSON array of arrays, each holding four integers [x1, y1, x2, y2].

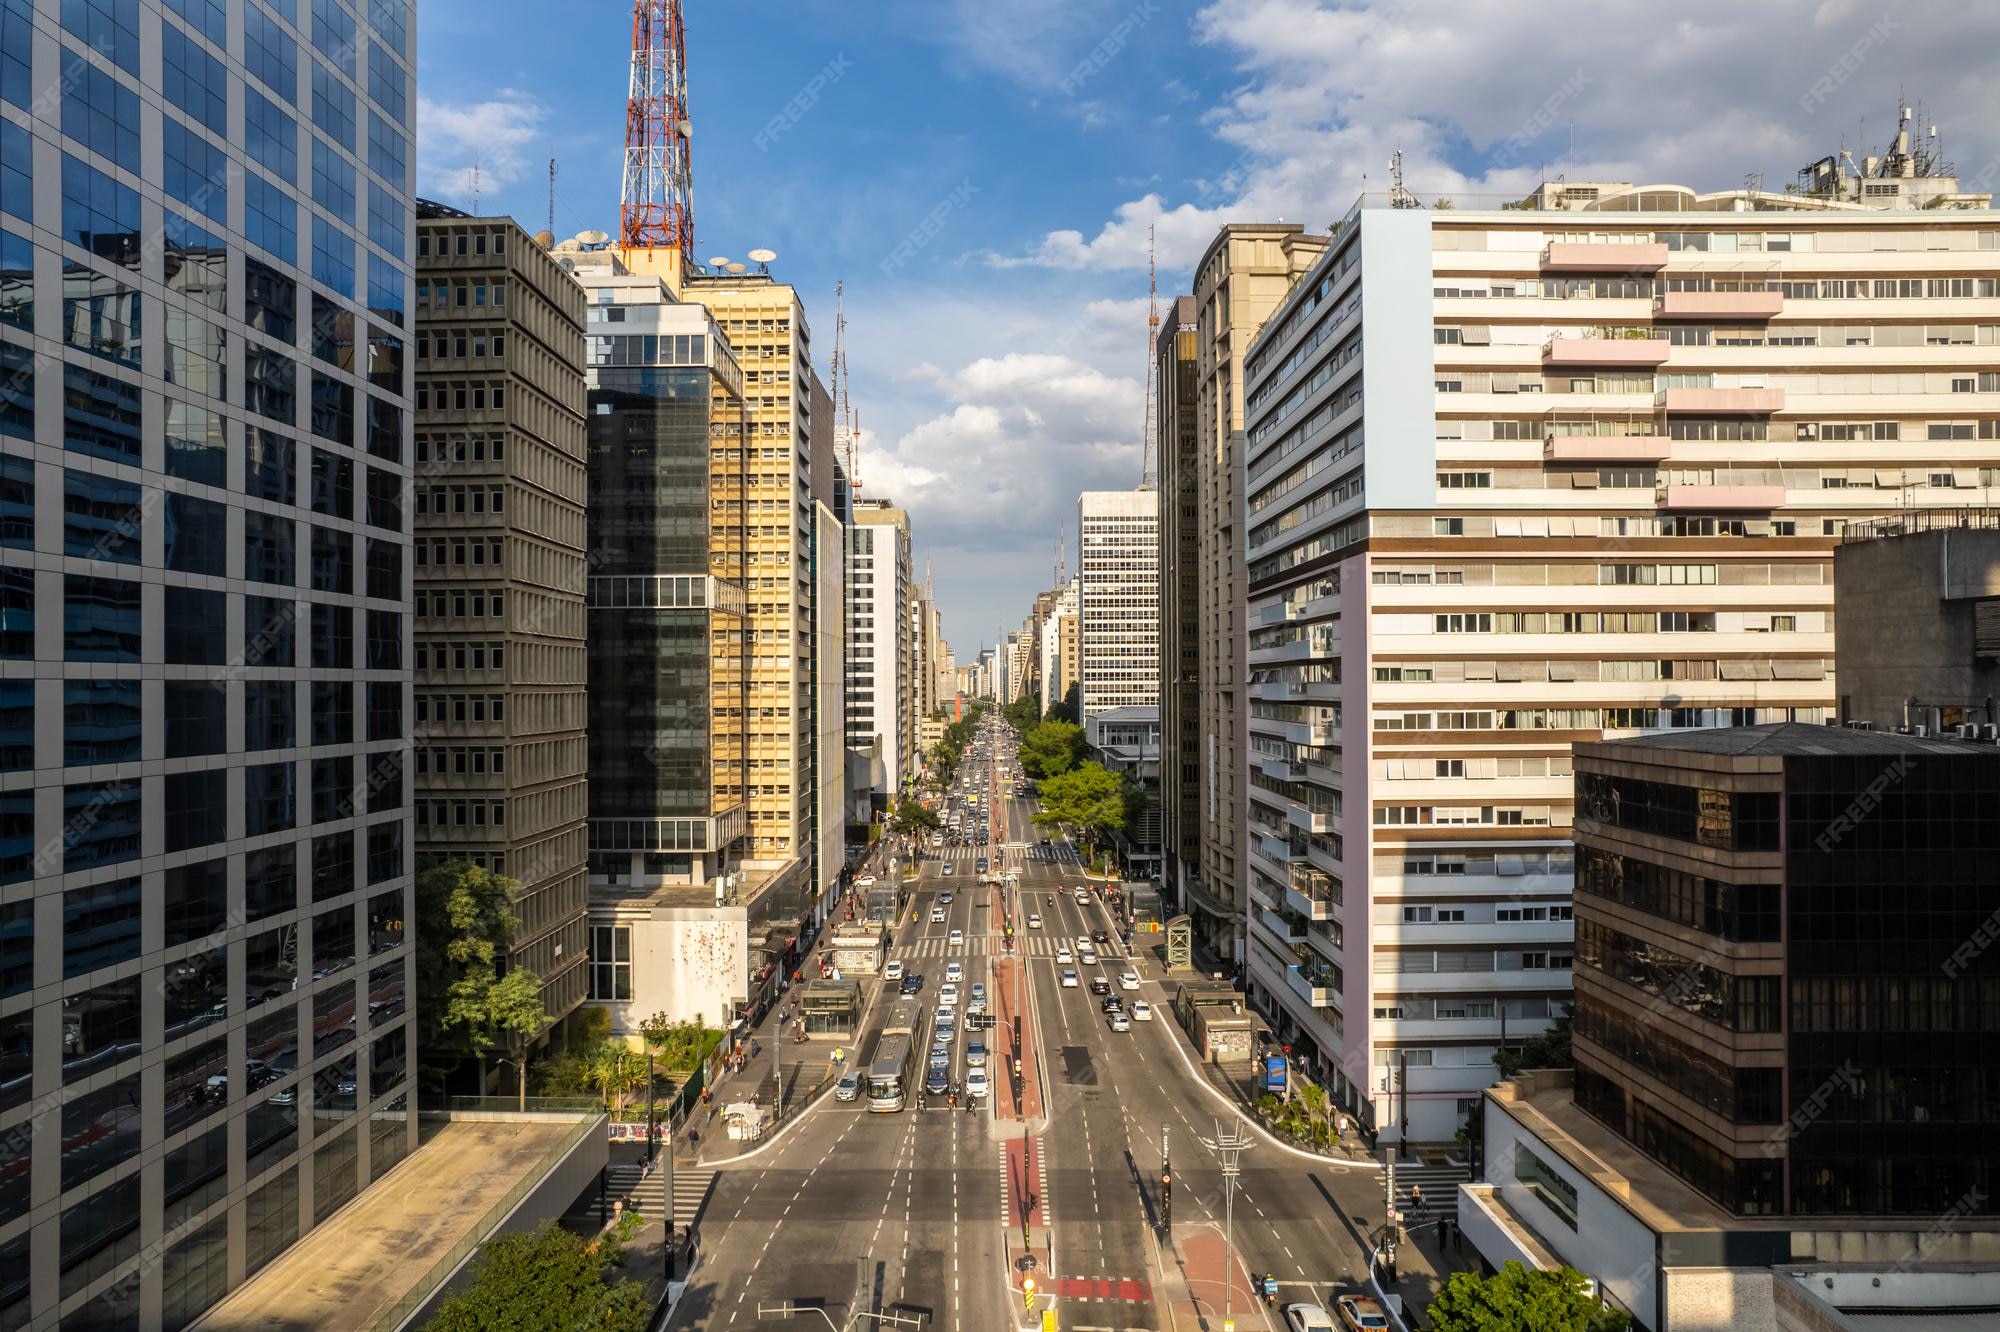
[[1437, 1215, 1450, 1249]]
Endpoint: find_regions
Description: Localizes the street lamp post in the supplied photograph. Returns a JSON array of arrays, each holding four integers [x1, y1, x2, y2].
[[1201, 1118, 1254, 1328]]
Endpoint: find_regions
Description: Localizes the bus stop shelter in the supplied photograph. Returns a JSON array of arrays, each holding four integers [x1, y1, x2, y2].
[[829, 921, 886, 975], [797, 978, 860, 1037]]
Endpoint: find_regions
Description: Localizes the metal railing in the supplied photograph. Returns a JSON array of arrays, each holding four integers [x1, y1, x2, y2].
[[373, 1106, 605, 1331], [1842, 507, 2000, 544]]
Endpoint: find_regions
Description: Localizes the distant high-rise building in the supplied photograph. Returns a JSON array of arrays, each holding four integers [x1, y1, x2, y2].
[[1040, 579, 1079, 716], [414, 207, 590, 1046], [1156, 294, 1202, 907], [0, 3, 419, 1323], [1078, 490, 1161, 717], [846, 500, 914, 797]]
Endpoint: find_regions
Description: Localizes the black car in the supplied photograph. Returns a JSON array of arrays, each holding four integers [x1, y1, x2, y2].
[[925, 1065, 950, 1096], [900, 974, 923, 996], [1088, 977, 1111, 996], [1100, 995, 1124, 1013], [1092, 928, 1109, 945]]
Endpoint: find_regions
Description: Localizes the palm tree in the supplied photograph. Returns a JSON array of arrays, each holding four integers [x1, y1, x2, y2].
[[587, 1044, 647, 1114], [1297, 1082, 1330, 1147]]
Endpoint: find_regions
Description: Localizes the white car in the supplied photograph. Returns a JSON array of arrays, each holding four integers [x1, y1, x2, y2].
[[1078, 947, 1097, 965], [1055, 947, 1073, 965], [948, 929, 965, 949], [1119, 971, 1140, 990], [1027, 913, 1042, 929], [857, 875, 877, 887], [969, 982, 986, 1005], [930, 907, 946, 923], [884, 961, 905, 982], [945, 961, 963, 983], [965, 1068, 990, 1099], [939, 982, 960, 1006], [941, 862, 954, 876], [1284, 1303, 1338, 1332], [1132, 1001, 1153, 1021], [1109, 1010, 1131, 1032], [1074, 936, 1091, 950], [1074, 888, 1089, 903], [1060, 969, 1079, 988], [1334, 1296, 1391, 1331]]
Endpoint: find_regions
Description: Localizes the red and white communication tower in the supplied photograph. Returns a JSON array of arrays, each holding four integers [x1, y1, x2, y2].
[[620, 0, 694, 265]]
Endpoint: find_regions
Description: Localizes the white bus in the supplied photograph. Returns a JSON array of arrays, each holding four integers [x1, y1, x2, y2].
[[866, 1000, 922, 1112]]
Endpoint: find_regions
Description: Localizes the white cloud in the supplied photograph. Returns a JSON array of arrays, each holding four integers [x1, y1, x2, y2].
[[416, 91, 550, 204], [986, 0, 2000, 273]]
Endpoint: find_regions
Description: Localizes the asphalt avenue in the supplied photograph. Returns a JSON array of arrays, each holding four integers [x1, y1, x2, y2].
[[669, 718, 1404, 1331]]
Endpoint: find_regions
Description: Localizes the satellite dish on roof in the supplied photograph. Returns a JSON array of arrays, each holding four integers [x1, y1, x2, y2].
[[708, 256, 731, 270], [576, 229, 610, 247], [748, 247, 777, 264], [726, 262, 747, 274]]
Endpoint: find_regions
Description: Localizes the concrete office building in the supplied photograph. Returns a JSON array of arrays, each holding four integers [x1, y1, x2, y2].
[[1077, 489, 1161, 718], [846, 499, 913, 799], [1156, 294, 1202, 910], [1038, 578, 1078, 717], [0, 1, 419, 1324], [806, 373, 845, 922], [1830, 510, 2000, 731], [413, 206, 589, 1040], [1187, 227, 1332, 963], [1238, 171, 2000, 1141]]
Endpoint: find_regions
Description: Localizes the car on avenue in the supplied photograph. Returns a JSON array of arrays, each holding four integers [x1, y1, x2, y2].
[[884, 960, 905, 981], [1119, 971, 1140, 990], [1132, 1001, 1153, 1021], [1108, 1011, 1131, 1032], [835, 1070, 861, 1101], [1060, 969, 1079, 988], [1285, 1302, 1338, 1331]]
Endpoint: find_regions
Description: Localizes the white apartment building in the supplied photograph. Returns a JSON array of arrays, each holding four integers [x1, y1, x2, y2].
[[1240, 176, 2000, 1142], [1078, 490, 1162, 717], [1040, 579, 1078, 715], [847, 501, 914, 796]]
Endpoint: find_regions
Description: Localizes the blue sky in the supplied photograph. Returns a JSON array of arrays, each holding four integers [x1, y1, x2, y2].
[[416, 0, 2000, 653]]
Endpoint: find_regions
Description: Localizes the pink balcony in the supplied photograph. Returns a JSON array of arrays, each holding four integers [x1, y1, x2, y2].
[[1653, 290, 1784, 321], [1541, 242, 1669, 272], [1544, 436, 1672, 464], [1659, 484, 1787, 511], [1660, 387, 1785, 414], [1543, 337, 1670, 367]]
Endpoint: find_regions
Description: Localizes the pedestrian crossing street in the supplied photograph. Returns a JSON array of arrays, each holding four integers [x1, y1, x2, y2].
[[1389, 1159, 1470, 1222], [606, 1158, 717, 1236], [891, 933, 1129, 963]]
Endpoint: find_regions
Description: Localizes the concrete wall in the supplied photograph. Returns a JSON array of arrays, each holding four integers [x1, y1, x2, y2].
[[1479, 1097, 1662, 1328], [1833, 527, 2000, 729], [600, 910, 754, 1033], [1661, 1267, 1776, 1332]]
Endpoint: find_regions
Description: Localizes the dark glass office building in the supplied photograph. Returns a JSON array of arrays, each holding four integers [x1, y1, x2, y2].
[[581, 285, 748, 886], [1572, 724, 2000, 1218], [0, 2, 416, 1326]]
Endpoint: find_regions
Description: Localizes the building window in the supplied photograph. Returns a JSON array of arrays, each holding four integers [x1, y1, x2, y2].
[[589, 924, 632, 1000]]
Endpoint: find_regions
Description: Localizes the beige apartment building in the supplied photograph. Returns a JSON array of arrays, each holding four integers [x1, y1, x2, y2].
[[414, 209, 591, 1026], [1237, 170, 1999, 1143], [683, 273, 819, 892], [1181, 226, 1331, 960]]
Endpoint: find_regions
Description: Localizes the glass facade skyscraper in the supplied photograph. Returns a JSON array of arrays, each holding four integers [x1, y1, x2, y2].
[[0, 2, 416, 1326]]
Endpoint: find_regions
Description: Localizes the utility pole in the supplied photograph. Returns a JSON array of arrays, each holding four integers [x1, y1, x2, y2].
[[1201, 1119, 1254, 1327]]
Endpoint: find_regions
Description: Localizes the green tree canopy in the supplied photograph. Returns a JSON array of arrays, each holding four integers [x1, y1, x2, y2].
[[1492, 1008, 1574, 1078], [1424, 1261, 1629, 1332], [422, 1221, 651, 1332], [888, 796, 942, 836], [1044, 682, 1081, 726], [1003, 695, 1041, 734], [1019, 719, 1085, 779], [416, 862, 546, 1094], [1032, 760, 1127, 858]]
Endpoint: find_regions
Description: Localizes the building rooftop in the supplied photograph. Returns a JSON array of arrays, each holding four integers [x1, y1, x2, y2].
[[590, 857, 798, 912], [1581, 722, 1992, 760], [201, 1115, 599, 1332]]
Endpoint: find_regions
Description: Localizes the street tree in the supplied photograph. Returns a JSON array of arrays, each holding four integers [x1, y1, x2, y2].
[[1424, 1261, 1629, 1332], [1492, 1008, 1574, 1078], [416, 861, 538, 1092], [1003, 694, 1041, 734], [1032, 760, 1127, 861], [422, 1220, 651, 1332], [1019, 719, 1085, 779], [489, 967, 552, 1110], [888, 796, 942, 836]]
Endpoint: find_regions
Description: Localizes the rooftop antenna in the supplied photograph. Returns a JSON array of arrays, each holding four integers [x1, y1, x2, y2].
[[832, 280, 858, 494], [469, 157, 481, 212], [1054, 521, 1067, 589], [1389, 146, 1417, 209], [1140, 223, 1159, 491], [620, 0, 695, 277], [547, 158, 557, 233]]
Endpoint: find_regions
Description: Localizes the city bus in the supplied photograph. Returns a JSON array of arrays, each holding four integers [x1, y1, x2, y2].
[[866, 1000, 922, 1112]]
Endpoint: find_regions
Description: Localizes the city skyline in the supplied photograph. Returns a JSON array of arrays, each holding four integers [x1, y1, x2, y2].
[[416, 0, 2000, 641]]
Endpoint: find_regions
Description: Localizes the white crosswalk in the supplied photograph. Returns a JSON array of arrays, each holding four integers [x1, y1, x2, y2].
[[919, 842, 1080, 865], [606, 1159, 716, 1235], [890, 934, 1130, 962]]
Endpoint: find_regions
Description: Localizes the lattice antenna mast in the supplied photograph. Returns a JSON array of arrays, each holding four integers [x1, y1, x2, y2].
[[832, 280, 859, 494], [1054, 521, 1067, 589], [620, 0, 694, 269], [547, 158, 556, 233], [1140, 222, 1160, 490]]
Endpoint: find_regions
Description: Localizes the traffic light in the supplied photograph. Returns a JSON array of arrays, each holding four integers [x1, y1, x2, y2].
[[1160, 1170, 1171, 1228]]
